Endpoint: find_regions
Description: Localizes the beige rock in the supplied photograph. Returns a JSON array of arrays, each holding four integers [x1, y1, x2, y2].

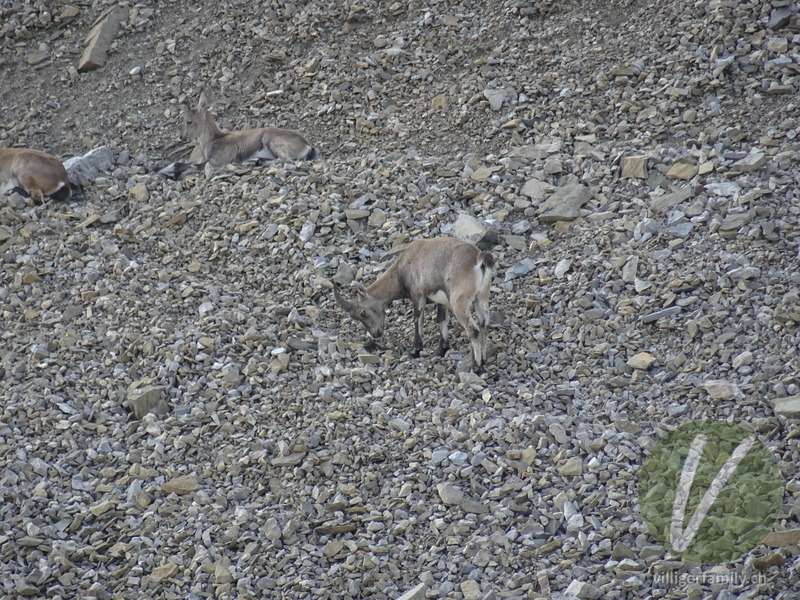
[[127, 384, 169, 419], [150, 562, 180, 582], [358, 353, 379, 365], [650, 186, 693, 214], [161, 474, 200, 495], [89, 500, 116, 516], [700, 380, 743, 400], [26, 49, 50, 66], [621, 155, 649, 179], [213, 558, 233, 584], [520, 177, 554, 200], [627, 352, 656, 370], [130, 182, 149, 202], [271, 451, 307, 467], [698, 160, 714, 174], [323, 540, 344, 558], [765, 37, 788, 53], [763, 529, 800, 547], [78, 5, 128, 72], [162, 212, 188, 228], [666, 161, 698, 180], [460, 580, 482, 600], [731, 152, 768, 173], [559, 457, 583, 477]]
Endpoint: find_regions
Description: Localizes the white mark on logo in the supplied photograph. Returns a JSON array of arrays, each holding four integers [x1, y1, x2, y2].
[[670, 434, 756, 553]]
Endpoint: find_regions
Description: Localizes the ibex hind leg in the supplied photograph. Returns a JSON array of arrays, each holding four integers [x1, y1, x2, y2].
[[436, 305, 450, 357], [409, 295, 426, 358]]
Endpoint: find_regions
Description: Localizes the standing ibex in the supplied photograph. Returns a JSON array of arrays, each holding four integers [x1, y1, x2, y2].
[[333, 238, 495, 372], [0, 148, 71, 203], [158, 92, 316, 179]]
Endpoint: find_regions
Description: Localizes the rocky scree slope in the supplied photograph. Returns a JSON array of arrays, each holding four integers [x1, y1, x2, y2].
[[1, 0, 800, 599]]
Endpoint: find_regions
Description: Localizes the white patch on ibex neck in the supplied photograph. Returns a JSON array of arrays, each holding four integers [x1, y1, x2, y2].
[[0, 178, 20, 195]]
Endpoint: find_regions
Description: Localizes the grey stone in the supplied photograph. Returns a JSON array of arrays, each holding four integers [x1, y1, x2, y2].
[[538, 182, 592, 222], [640, 306, 682, 323], [650, 187, 693, 214], [504, 258, 535, 282], [520, 177, 554, 200], [767, 7, 794, 30], [127, 384, 169, 419], [773, 396, 800, 418], [396, 582, 427, 600], [730, 152, 768, 173], [63, 145, 114, 186], [564, 580, 601, 599], [436, 483, 464, 505]]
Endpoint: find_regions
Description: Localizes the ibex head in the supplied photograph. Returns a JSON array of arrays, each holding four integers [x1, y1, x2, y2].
[[333, 282, 387, 339], [180, 92, 210, 142]]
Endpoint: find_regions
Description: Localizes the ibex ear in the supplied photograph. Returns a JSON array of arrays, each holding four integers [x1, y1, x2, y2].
[[197, 92, 208, 110], [353, 281, 368, 299]]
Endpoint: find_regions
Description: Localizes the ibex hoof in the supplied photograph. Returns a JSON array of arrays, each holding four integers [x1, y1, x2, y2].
[[410, 348, 421, 358]]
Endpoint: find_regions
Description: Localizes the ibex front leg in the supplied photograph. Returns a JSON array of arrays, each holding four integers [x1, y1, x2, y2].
[[453, 293, 484, 373], [410, 295, 425, 358]]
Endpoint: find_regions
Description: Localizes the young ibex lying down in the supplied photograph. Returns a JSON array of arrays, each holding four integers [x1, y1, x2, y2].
[[0, 148, 71, 203], [334, 238, 495, 372], [158, 92, 316, 179]]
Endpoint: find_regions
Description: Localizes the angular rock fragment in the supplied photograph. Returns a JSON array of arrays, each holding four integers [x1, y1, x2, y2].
[[127, 384, 169, 419], [538, 182, 592, 222], [161, 475, 199, 495], [621, 155, 649, 179], [63, 146, 114, 186], [79, 5, 128, 72], [773, 396, 800, 418]]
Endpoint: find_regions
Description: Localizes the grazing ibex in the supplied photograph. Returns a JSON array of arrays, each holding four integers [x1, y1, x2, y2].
[[0, 148, 71, 203], [333, 238, 495, 372], [158, 92, 316, 179]]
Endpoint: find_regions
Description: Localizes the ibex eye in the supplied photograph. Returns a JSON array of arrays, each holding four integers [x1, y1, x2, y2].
[[360, 310, 367, 319]]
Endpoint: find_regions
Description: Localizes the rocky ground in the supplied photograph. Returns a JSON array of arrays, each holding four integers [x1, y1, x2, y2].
[[1, 0, 800, 599]]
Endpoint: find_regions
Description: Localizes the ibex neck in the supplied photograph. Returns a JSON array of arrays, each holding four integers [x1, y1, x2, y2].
[[367, 266, 406, 303], [198, 112, 224, 147]]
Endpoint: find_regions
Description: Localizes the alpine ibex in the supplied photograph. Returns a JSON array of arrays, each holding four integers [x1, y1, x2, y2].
[[0, 148, 71, 203], [158, 92, 316, 179], [334, 238, 495, 372]]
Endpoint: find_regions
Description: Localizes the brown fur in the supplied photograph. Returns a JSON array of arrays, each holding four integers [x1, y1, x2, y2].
[[0, 148, 71, 203], [334, 238, 494, 372], [187, 93, 314, 168]]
